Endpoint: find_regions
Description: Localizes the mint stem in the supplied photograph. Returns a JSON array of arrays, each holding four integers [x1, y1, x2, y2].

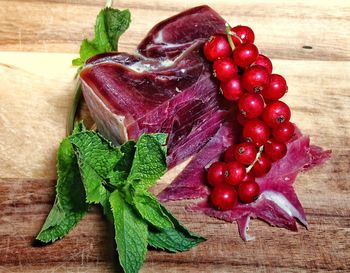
[[246, 145, 264, 173], [66, 80, 82, 136], [105, 0, 113, 8]]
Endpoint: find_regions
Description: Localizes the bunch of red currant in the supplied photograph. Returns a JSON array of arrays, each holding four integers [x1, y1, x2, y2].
[[204, 24, 295, 211]]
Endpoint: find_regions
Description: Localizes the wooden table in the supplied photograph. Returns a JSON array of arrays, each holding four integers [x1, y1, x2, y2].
[[0, 1, 349, 272]]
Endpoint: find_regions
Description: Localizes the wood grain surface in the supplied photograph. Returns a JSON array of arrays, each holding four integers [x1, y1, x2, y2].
[[0, 0, 349, 272]]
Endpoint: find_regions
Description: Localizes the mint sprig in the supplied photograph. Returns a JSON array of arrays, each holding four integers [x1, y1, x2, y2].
[[36, 123, 205, 273], [72, 7, 131, 68]]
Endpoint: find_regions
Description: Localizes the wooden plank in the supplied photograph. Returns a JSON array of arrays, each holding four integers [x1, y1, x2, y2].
[[0, 0, 349, 272], [0, 177, 349, 272], [0, 0, 349, 60]]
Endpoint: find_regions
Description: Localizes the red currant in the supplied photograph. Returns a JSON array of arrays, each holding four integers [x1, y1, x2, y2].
[[213, 57, 238, 82], [233, 43, 259, 67], [242, 65, 270, 94], [210, 184, 237, 211], [264, 139, 287, 161], [262, 74, 288, 100], [223, 145, 236, 162], [241, 172, 256, 183], [230, 25, 255, 45], [233, 142, 257, 165], [224, 161, 246, 186], [242, 119, 270, 146], [252, 54, 273, 74], [263, 101, 291, 128], [220, 75, 244, 101], [237, 112, 249, 126], [251, 153, 272, 177], [272, 121, 295, 142], [203, 34, 232, 62], [207, 162, 226, 186], [238, 181, 260, 203], [238, 93, 264, 119]]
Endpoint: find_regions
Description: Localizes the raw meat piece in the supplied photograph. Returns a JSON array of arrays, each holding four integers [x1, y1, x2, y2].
[[80, 5, 228, 168], [138, 5, 227, 58], [184, 133, 331, 240]]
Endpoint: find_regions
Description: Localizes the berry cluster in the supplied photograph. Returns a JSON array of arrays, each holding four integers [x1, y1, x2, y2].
[[204, 24, 295, 211]]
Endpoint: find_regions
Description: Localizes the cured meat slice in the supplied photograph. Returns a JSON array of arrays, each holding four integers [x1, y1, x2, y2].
[[80, 5, 228, 168], [184, 133, 331, 240], [158, 121, 240, 201]]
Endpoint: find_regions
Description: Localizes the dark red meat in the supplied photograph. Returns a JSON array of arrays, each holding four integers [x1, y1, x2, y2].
[[80, 5, 228, 168], [158, 121, 241, 202]]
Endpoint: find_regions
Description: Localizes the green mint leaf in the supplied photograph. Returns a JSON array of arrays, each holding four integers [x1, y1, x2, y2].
[[69, 131, 121, 204], [148, 203, 205, 252], [133, 189, 173, 229], [108, 140, 136, 186], [36, 138, 88, 243], [69, 131, 122, 179], [110, 191, 148, 273], [100, 190, 113, 222], [72, 8, 131, 67], [128, 134, 167, 190], [104, 8, 131, 51], [72, 121, 86, 134]]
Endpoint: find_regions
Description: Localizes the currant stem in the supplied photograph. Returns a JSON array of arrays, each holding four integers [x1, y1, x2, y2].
[[225, 22, 235, 51], [246, 145, 264, 173]]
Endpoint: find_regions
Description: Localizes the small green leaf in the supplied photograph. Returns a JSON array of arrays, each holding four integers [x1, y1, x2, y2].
[[104, 8, 131, 51], [108, 140, 136, 186], [69, 131, 122, 179], [133, 189, 173, 229], [128, 134, 167, 190], [72, 8, 131, 68], [148, 203, 205, 252], [36, 138, 88, 243], [110, 191, 148, 273], [69, 131, 122, 204]]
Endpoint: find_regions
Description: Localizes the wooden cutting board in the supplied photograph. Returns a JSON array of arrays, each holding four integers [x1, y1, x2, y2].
[[0, 0, 349, 272]]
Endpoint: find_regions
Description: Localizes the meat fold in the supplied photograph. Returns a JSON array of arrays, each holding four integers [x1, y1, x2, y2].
[[80, 5, 228, 168]]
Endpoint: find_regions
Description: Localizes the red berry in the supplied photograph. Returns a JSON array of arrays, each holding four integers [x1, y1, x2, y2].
[[238, 181, 260, 203], [207, 162, 226, 186], [252, 54, 273, 74], [237, 112, 250, 126], [263, 101, 291, 128], [210, 184, 237, 211], [242, 119, 270, 146], [238, 93, 265, 119], [230, 25, 255, 45], [262, 74, 288, 100], [272, 121, 295, 142], [213, 57, 238, 82], [242, 65, 270, 94], [220, 75, 244, 101], [203, 34, 232, 62], [223, 145, 236, 162], [224, 161, 246, 186], [233, 142, 257, 165], [264, 139, 287, 161], [251, 153, 272, 177], [233, 43, 259, 67], [241, 172, 256, 183]]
